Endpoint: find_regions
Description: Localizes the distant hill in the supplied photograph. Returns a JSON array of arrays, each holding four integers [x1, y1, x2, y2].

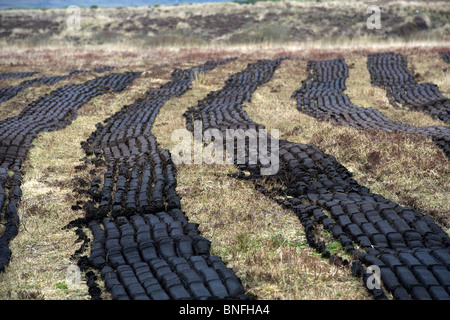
[[0, 0, 229, 10], [0, 1, 448, 47]]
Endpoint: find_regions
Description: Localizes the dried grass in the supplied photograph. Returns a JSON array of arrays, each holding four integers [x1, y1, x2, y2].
[[0, 43, 448, 300]]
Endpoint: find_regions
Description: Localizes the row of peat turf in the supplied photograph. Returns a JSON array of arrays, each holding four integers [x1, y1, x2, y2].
[[65, 58, 250, 300], [0, 71, 141, 272], [0, 67, 115, 103], [183, 57, 450, 300], [291, 57, 449, 157], [0, 71, 38, 81], [367, 52, 449, 124]]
